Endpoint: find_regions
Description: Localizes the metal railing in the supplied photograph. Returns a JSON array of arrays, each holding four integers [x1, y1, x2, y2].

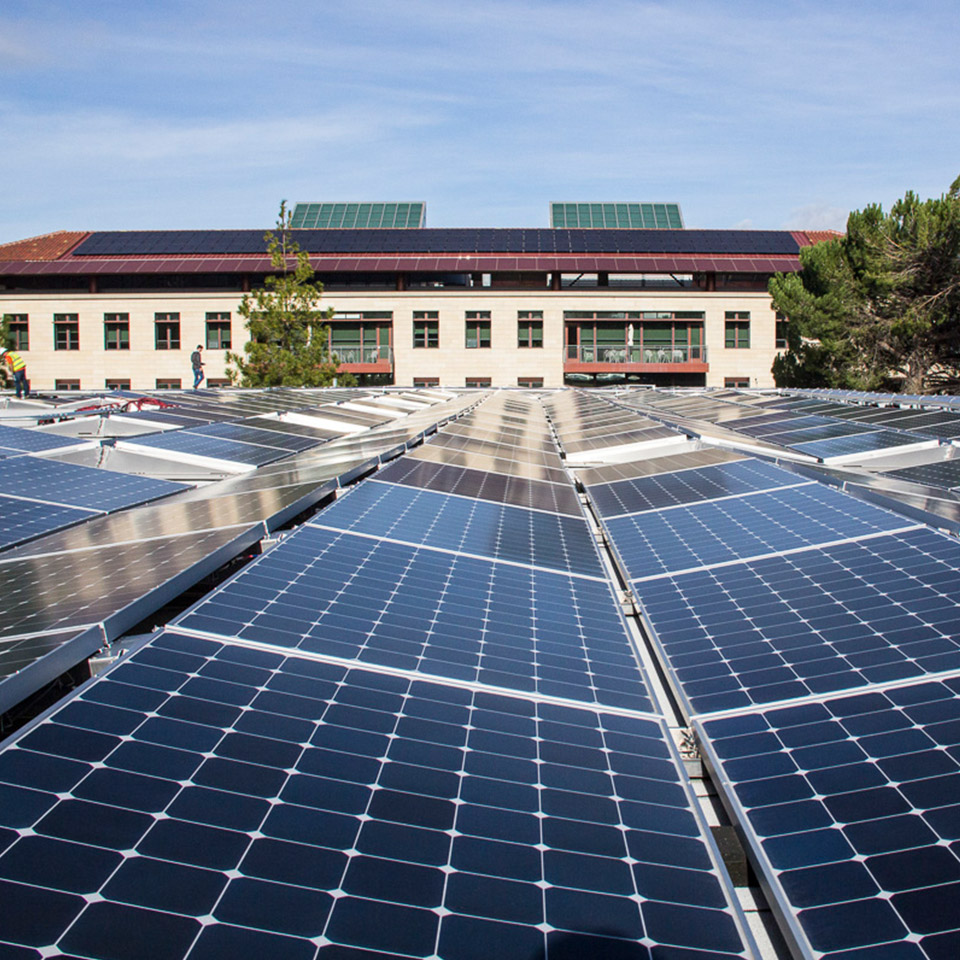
[[565, 344, 707, 364], [332, 345, 394, 364]]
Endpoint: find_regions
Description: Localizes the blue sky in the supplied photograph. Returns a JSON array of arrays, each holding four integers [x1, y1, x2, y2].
[[2, 0, 957, 239]]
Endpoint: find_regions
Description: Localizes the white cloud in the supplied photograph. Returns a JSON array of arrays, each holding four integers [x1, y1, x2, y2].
[[782, 203, 849, 232]]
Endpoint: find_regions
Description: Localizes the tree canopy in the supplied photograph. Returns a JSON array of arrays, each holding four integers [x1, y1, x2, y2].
[[770, 176, 960, 394], [226, 202, 353, 388]]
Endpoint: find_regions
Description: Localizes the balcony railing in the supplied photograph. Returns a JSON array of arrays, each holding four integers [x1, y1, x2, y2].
[[332, 345, 394, 365], [565, 344, 707, 364]]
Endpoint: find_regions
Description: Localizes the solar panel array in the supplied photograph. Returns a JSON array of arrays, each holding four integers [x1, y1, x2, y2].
[[556, 391, 960, 959], [550, 202, 684, 229], [0, 392, 757, 960], [290, 202, 426, 229], [71, 228, 802, 257]]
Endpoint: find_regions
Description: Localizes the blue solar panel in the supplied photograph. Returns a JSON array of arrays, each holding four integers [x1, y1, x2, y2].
[[313, 479, 604, 577], [193, 421, 322, 453], [795, 430, 924, 459], [886, 459, 960, 490], [0, 455, 186, 512], [696, 678, 960, 958], [762, 422, 874, 445], [0, 424, 86, 454], [633, 527, 960, 715], [176, 524, 650, 711], [0, 495, 94, 548], [607, 484, 910, 581], [121, 431, 287, 466], [0, 630, 749, 959], [588, 459, 803, 518]]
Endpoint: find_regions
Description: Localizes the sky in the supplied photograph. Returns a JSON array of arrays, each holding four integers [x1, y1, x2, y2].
[[1, 0, 958, 239]]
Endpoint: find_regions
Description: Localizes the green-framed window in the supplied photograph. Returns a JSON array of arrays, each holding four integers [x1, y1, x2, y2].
[[104, 313, 130, 350], [518, 311, 543, 348]]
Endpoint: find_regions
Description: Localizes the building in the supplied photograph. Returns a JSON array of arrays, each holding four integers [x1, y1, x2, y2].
[[0, 209, 837, 393]]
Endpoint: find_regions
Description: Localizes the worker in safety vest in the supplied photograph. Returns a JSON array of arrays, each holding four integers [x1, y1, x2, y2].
[[0, 349, 28, 399]]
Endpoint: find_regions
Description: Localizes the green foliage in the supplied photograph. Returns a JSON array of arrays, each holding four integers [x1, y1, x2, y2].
[[770, 176, 960, 394], [226, 202, 355, 388]]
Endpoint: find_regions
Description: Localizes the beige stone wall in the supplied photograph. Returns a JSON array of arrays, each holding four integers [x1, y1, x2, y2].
[[1, 287, 784, 390]]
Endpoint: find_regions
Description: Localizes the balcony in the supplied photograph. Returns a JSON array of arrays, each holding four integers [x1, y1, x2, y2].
[[564, 344, 709, 374], [332, 344, 394, 373]]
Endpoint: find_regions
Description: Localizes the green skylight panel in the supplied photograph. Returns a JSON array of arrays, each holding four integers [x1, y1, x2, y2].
[[291, 202, 426, 228], [551, 202, 684, 229]]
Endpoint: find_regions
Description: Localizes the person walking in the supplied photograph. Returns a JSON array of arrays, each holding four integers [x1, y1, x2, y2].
[[0, 349, 29, 399], [190, 345, 204, 389]]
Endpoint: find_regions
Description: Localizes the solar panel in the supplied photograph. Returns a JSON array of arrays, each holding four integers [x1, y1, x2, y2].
[[119, 431, 289, 467], [192, 422, 321, 453], [0, 455, 186, 512], [761, 423, 874, 445], [633, 527, 960, 715], [0, 495, 94, 549], [375, 457, 584, 516], [794, 430, 929, 460], [696, 678, 960, 958], [0, 424, 89, 454], [0, 629, 752, 959], [885, 459, 960, 490], [550, 202, 685, 229], [587, 459, 802, 517], [606, 484, 910, 582]]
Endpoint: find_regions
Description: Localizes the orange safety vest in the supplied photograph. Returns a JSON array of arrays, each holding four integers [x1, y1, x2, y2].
[[5, 352, 25, 372]]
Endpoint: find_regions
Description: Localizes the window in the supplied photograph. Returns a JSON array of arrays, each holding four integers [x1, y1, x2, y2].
[[156, 378, 182, 389], [55, 379, 80, 391], [155, 313, 181, 350], [329, 312, 392, 363], [725, 312, 751, 349], [465, 377, 492, 388], [207, 378, 231, 388], [724, 377, 750, 388], [413, 312, 439, 348], [205, 312, 232, 349], [4, 314, 28, 351], [564, 310, 705, 363], [775, 312, 788, 349], [518, 311, 543, 348], [104, 313, 130, 350], [54, 314, 79, 351], [518, 377, 544, 388], [105, 378, 131, 390], [413, 377, 440, 388], [465, 311, 491, 349]]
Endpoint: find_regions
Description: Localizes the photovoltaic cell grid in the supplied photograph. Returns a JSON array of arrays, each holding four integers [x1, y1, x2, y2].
[[0, 423, 86, 455], [0, 456, 187, 512], [311, 479, 604, 577], [192, 421, 325, 453], [632, 527, 960, 715], [0, 495, 94, 549], [375, 455, 584, 516], [793, 430, 927, 460], [120, 431, 290, 467], [291, 201, 426, 229], [550, 202, 684, 229], [886, 459, 960, 491], [0, 631, 749, 960], [606, 484, 912, 582], [697, 679, 960, 959], [176, 524, 651, 711], [587, 459, 804, 518]]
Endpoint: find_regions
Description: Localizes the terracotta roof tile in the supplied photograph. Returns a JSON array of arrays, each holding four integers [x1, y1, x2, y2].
[[0, 231, 90, 261], [798, 230, 844, 246]]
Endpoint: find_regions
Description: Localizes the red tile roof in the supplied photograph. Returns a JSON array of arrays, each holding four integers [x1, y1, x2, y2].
[[797, 230, 844, 246], [0, 231, 89, 261]]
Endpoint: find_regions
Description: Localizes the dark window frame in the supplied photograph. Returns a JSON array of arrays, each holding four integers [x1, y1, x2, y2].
[[518, 311, 543, 348], [4, 314, 28, 351], [104, 313, 130, 351], [155, 312, 181, 350], [205, 312, 232, 350], [54, 313, 80, 351], [413, 312, 439, 349]]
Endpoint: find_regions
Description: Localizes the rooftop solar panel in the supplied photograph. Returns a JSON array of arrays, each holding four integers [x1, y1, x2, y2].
[[0, 456, 186, 512], [885, 459, 960, 490], [633, 527, 960, 715], [175, 524, 649, 711], [375, 456, 584, 516], [0, 495, 94, 549], [696, 678, 960, 958], [119, 431, 289, 467], [587, 459, 800, 517], [0, 424, 89, 454], [607, 484, 910, 582], [794, 430, 930, 460], [0, 629, 752, 959]]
